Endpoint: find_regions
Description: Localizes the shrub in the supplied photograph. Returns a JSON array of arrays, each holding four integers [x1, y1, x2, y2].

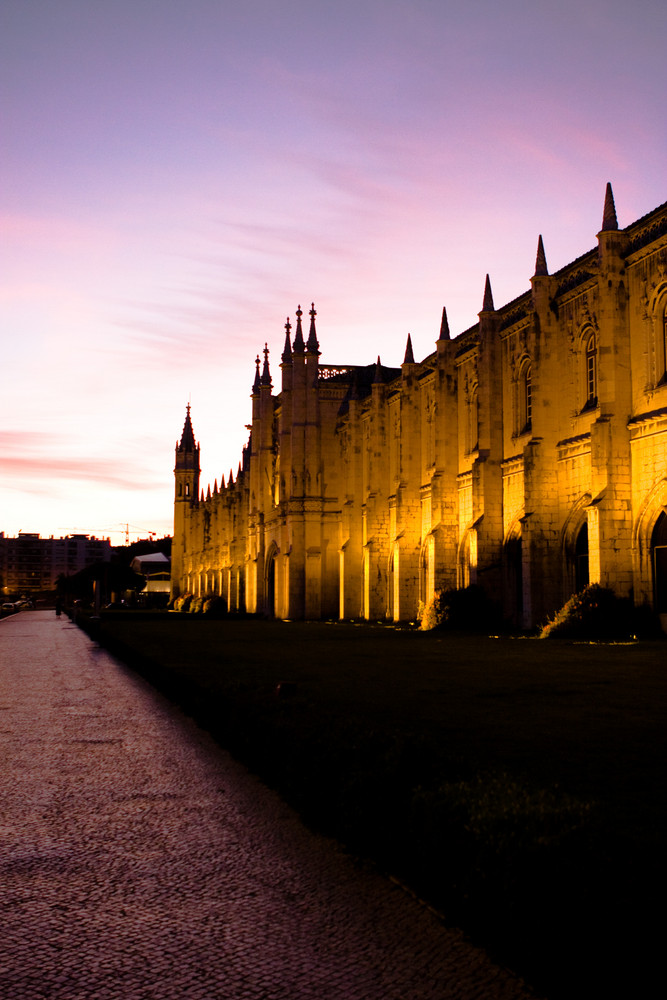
[[189, 595, 204, 614], [419, 585, 500, 632], [203, 596, 226, 618], [417, 595, 443, 630], [540, 584, 658, 640], [173, 593, 193, 613]]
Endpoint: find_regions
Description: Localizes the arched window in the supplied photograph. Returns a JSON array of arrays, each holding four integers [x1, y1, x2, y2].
[[266, 547, 277, 618], [468, 384, 479, 452], [524, 364, 532, 429], [658, 303, 667, 385], [273, 454, 281, 505], [584, 332, 598, 409], [505, 528, 523, 626], [575, 522, 589, 593], [518, 360, 532, 433], [652, 512, 667, 615]]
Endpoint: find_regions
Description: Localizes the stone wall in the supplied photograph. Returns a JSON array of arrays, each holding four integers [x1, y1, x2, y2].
[[172, 191, 667, 627]]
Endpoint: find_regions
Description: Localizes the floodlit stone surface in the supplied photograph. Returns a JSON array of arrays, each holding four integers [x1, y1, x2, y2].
[[172, 193, 667, 629], [0, 611, 538, 999]]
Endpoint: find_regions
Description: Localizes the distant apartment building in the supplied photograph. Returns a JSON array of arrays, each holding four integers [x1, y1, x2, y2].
[[0, 533, 112, 595]]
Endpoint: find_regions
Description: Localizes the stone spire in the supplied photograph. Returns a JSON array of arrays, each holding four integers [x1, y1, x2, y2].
[[482, 274, 494, 312], [403, 333, 415, 364], [293, 304, 305, 354], [174, 403, 200, 508], [373, 356, 383, 384], [306, 303, 319, 354], [178, 404, 196, 451], [261, 343, 272, 386], [438, 306, 451, 341], [252, 355, 261, 392], [534, 235, 548, 277], [601, 182, 618, 232], [282, 318, 293, 364]]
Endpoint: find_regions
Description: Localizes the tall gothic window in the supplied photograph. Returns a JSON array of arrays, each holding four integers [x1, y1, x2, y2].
[[518, 361, 532, 433], [575, 522, 589, 593], [658, 303, 667, 384], [652, 512, 667, 614], [584, 332, 598, 408], [468, 384, 479, 452]]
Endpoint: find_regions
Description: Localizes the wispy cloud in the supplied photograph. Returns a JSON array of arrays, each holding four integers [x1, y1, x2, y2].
[[0, 454, 158, 491], [0, 433, 163, 493]]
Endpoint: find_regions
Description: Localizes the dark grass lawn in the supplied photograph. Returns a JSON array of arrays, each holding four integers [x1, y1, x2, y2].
[[94, 615, 666, 1000]]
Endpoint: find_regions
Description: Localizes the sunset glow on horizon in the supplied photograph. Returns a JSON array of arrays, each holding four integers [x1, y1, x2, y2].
[[2, 0, 665, 544]]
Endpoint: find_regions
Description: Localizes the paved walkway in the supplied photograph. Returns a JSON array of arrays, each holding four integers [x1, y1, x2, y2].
[[0, 611, 539, 1000]]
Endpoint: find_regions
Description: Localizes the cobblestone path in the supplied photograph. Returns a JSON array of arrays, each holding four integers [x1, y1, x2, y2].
[[0, 612, 540, 999]]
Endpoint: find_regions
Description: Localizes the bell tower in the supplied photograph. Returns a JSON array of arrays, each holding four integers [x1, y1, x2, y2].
[[172, 404, 200, 599], [174, 404, 200, 502]]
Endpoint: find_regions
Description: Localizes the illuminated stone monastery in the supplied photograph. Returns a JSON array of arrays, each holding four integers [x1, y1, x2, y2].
[[172, 186, 667, 628]]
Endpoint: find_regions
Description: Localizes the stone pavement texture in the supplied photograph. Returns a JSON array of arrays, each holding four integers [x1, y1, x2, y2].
[[0, 611, 539, 1000]]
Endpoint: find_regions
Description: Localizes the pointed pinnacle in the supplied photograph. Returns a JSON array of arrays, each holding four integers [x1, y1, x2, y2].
[[261, 343, 272, 386], [403, 333, 415, 365], [282, 318, 293, 363], [482, 274, 494, 312], [439, 306, 450, 341], [373, 356, 383, 384], [601, 181, 618, 231], [534, 235, 548, 277], [293, 304, 305, 353], [306, 302, 319, 353], [179, 403, 196, 451], [252, 355, 261, 391]]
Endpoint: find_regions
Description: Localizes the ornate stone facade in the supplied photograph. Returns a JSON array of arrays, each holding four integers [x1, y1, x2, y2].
[[172, 186, 667, 627]]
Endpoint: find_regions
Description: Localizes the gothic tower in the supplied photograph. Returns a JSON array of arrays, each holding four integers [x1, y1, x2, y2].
[[172, 404, 200, 599]]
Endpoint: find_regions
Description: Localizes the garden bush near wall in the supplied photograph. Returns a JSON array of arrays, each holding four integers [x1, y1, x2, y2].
[[540, 584, 659, 640], [172, 593, 226, 617], [202, 596, 226, 618], [418, 585, 501, 633], [172, 593, 193, 613]]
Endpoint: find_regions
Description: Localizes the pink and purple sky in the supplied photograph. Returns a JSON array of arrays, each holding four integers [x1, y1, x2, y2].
[[1, 0, 665, 544]]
